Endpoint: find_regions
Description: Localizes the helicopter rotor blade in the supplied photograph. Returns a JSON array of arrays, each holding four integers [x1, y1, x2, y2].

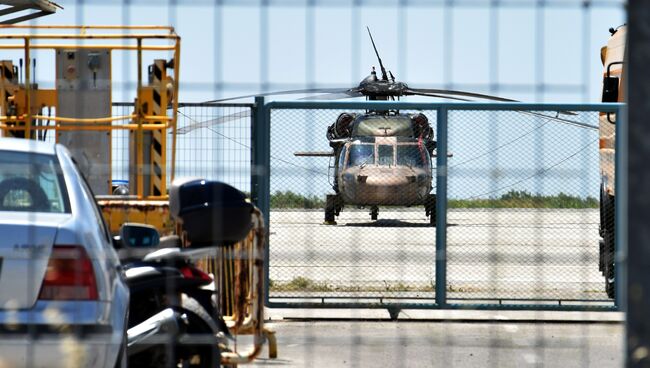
[[410, 92, 595, 130], [516, 111, 596, 130], [407, 88, 518, 102], [299, 89, 364, 100], [176, 110, 251, 134], [409, 88, 577, 116], [408, 92, 469, 102], [202, 88, 354, 103]]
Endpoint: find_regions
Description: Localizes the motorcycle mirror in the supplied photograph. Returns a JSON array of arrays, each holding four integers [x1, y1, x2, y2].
[[119, 223, 161, 249], [112, 235, 123, 249]]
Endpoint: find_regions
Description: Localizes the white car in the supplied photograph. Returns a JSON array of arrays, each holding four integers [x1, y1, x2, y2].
[[0, 138, 128, 368]]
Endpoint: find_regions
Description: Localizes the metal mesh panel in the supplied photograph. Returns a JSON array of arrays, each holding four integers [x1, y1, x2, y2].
[[446, 110, 606, 306], [266, 104, 613, 310], [109, 103, 253, 194], [174, 103, 253, 193], [268, 108, 439, 305], [111, 104, 132, 183]]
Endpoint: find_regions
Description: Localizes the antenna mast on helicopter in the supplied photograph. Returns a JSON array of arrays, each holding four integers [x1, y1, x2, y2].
[[366, 27, 389, 82]]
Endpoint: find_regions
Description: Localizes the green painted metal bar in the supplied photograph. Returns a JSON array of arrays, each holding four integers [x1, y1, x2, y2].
[[615, 103, 627, 311], [265, 301, 616, 312], [252, 96, 271, 306], [435, 106, 448, 308]]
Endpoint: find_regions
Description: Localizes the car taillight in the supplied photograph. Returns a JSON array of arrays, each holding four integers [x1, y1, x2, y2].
[[38, 245, 99, 300]]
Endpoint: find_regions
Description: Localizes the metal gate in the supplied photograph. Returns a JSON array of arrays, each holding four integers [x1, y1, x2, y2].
[[253, 100, 623, 312]]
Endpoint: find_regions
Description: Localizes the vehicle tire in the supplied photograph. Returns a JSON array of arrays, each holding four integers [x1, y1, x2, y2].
[[179, 295, 222, 368], [598, 239, 604, 274], [370, 206, 378, 221], [605, 264, 615, 300], [324, 195, 336, 224], [426, 194, 436, 226], [599, 190, 605, 238], [604, 228, 616, 300], [602, 194, 615, 300]]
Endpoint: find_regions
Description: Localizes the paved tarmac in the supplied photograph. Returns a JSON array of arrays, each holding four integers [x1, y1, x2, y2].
[[268, 209, 609, 304], [250, 310, 624, 367], [249, 209, 620, 367]]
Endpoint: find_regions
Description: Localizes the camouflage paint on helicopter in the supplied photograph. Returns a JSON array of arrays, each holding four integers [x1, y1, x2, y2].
[[306, 107, 437, 225]]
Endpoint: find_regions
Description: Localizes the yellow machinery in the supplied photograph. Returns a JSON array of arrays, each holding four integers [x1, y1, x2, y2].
[[0, 24, 275, 364], [0, 25, 179, 196]]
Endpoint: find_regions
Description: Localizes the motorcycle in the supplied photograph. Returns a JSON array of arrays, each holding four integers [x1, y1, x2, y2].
[[115, 178, 254, 368]]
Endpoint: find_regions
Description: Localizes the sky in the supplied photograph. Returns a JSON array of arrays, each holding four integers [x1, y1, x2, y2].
[[16, 0, 626, 103], [1, 0, 627, 199]]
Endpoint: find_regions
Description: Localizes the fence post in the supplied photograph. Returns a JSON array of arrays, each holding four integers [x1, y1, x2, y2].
[[435, 106, 448, 308], [627, 4, 650, 365], [251, 96, 271, 305], [615, 104, 627, 311]]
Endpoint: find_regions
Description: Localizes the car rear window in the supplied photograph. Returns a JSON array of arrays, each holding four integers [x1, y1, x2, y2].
[[0, 151, 70, 213]]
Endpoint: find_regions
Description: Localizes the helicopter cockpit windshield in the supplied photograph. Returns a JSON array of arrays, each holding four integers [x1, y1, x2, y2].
[[348, 144, 374, 167], [397, 144, 430, 168], [346, 141, 431, 168]]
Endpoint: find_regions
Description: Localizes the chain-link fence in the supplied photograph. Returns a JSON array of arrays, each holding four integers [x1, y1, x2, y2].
[[262, 100, 620, 311], [267, 107, 440, 307], [110, 102, 253, 194], [447, 109, 603, 305]]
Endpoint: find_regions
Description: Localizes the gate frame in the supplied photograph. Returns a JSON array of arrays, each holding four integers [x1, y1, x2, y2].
[[254, 100, 625, 313]]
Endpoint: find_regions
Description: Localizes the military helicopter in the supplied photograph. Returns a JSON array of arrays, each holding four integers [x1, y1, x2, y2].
[[179, 28, 593, 226]]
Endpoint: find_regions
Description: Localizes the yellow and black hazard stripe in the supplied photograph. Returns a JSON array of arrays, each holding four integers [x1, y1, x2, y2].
[[150, 59, 167, 196], [0, 61, 21, 138], [0, 61, 16, 108]]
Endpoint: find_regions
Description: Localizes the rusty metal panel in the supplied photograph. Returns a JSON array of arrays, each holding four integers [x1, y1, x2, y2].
[[98, 198, 172, 236]]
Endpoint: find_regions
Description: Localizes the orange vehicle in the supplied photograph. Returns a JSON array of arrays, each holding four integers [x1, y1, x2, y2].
[[598, 24, 625, 299]]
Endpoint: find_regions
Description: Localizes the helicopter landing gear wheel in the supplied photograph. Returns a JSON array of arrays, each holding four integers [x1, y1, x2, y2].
[[324, 194, 338, 225], [370, 206, 378, 221], [425, 194, 437, 227]]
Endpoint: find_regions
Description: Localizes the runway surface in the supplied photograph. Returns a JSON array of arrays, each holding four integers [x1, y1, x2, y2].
[[267, 208, 610, 305]]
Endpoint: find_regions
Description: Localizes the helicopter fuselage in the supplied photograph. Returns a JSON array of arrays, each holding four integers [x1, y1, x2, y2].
[[335, 136, 432, 206]]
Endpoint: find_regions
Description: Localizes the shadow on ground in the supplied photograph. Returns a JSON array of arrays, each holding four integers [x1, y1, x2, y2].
[[343, 219, 456, 228]]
